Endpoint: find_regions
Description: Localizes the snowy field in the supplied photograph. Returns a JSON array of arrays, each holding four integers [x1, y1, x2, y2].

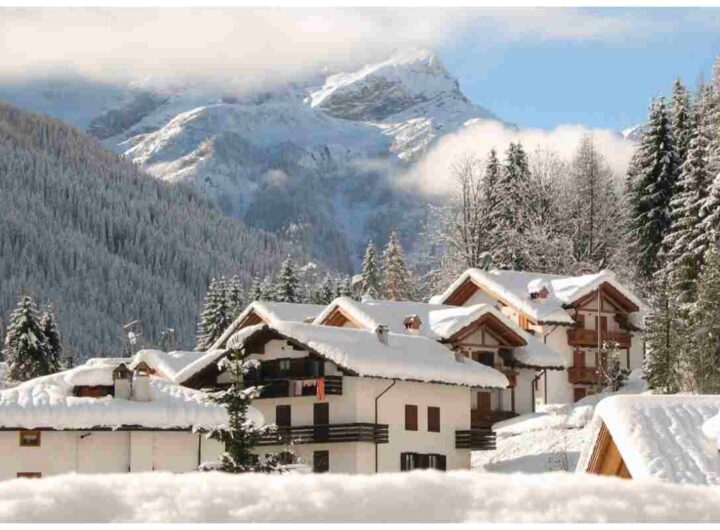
[[473, 371, 647, 473], [2, 470, 720, 522]]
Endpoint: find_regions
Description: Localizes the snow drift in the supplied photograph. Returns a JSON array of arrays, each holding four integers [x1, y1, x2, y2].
[[2, 471, 720, 522]]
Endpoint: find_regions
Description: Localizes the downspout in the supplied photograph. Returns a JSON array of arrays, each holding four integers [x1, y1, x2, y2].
[[531, 372, 543, 413], [541, 325, 558, 406], [197, 432, 202, 469], [374, 379, 397, 474]]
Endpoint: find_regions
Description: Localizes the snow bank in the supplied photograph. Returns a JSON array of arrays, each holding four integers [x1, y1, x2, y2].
[[2, 471, 720, 522], [580, 394, 720, 485]]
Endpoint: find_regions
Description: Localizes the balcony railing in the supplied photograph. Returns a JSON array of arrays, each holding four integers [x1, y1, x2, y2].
[[244, 375, 342, 399], [257, 423, 389, 446], [567, 328, 631, 348], [455, 428, 496, 450], [567, 366, 603, 385], [471, 409, 518, 429]]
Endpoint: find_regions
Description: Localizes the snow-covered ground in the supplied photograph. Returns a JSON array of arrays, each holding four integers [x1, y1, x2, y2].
[[473, 371, 648, 473], [2, 470, 720, 522]]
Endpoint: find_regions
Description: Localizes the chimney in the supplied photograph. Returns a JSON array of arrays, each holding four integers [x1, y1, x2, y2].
[[132, 370, 152, 402], [112, 363, 132, 400], [375, 325, 389, 345], [403, 315, 422, 334]]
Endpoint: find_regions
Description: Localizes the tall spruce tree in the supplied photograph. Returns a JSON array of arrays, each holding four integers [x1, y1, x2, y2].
[[196, 277, 231, 350], [310, 276, 336, 304], [381, 230, 414, 301], [204, 351, 280, 473], [664, 93, 710, 303], [487, 142, 533, 270], [334, 276, 355, 299], [670, 78, 693, 168], [360, 242, 381, 298], [225, 275, 245, 322], [642, 276, 681, 393], [682, 244, 720, 393], [3, 295, 55, 383], [627, 97, 680, 283], [275, 258, 300, 303], [39, 305, 62, 373]]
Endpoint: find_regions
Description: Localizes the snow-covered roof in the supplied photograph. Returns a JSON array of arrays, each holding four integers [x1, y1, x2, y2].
[[313, 297, 564, 369], [579, 395, 720, 485], [0, 362, 262, 430], [430, 269, 645, 325], [224, 321, 509, 389], [131, 349, 208, 380], [209, 301, 326, 350]]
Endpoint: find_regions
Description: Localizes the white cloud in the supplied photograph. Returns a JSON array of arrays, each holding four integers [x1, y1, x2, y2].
[[0, 8, 684, 87], [402, 119, 635, 197]]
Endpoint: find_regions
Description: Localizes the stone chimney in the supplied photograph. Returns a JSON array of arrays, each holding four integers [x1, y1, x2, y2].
[[375, 325, 389, 345], [112, 363, 132, 400], [403, 315, 422, 334]]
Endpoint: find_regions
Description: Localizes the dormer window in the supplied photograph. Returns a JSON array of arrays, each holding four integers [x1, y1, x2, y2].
[[530, 287, 549, 300], [403, 315, 422, 332]]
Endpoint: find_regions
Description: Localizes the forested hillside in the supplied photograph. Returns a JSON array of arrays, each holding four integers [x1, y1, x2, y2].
[[0, 101, 296, 358]]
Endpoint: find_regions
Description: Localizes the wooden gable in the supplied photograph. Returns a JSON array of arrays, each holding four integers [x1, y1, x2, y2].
[[449, 313, 526, 348], [573, 282, 640, 315], [586, 422, 632, 479], [444, 277, 481, 306], [317, 306, 362, 329]]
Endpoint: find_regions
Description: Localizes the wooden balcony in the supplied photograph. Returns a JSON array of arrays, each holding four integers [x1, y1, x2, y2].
[[455, 428, 496, 450], [471, 409, 518, 429], [567, 366, 603, 385], [567, 328, 631, 349], [244, 375, 342, 399], [256, 423, 389, 446]]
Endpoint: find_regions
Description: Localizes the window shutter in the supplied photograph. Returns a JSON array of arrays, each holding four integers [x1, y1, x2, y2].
[[400, 452, 409, 471], [418, 454, 429, 469], [275, 405, 291, 427], [428, 406, 440, 432], [405, 405, 418, 431], [438, 455, 447, 471], [313, 450, 329, 473]]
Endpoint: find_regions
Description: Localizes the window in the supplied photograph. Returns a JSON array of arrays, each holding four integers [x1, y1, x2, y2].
[[275, 405, 291, 427], [16, 472, 41, 479], [405, 405, 418, 431], [400, 453, 446, 472], [278, 359, 291, 378], [313, 402, 330, 442], [277, 451, 295, 465], [428, 406, 440, 433], [472, 351, 495, 367], [19, 430, 41, 447], [313, 450, 329, 473]]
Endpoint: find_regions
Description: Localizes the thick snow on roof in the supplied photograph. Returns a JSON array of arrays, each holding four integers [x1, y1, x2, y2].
[[0, 363, 261, 430], [210, 301, 325, 350], [431, 269, 645, 325], [580, 395, 720, 485], [132, 349, 208, 380], [3, 470, 720, 522], [228, 322, 509, 388], [313, 297, 564, 369]]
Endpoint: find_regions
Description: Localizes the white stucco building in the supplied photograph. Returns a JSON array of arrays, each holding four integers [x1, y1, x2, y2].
[[430, 269, 646, 405], [0, 354, 253, 480]]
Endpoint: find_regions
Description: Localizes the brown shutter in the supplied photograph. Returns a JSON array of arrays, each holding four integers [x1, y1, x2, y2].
[[428, 406, 440, 433], [313, 402, 329, 425], [275, 405, 291, 427], [405, 404, 418, 431]]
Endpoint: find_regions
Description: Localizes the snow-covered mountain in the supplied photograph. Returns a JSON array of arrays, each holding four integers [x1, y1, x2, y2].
[[0, 50, 501, 270]]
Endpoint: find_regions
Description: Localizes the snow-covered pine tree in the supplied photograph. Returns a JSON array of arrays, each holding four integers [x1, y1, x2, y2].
[[275, 258, 300, 303], [664, 92, 710, 303], [381, 230, 414, 301], [360, 242, 381, 298], [670, 78, 693, 168], [310, 276, 336, 304], [225, 275, 245, 322], [259, 277, 277, 302], [3, 295, 54, 384], [196, 277, 231, 350], [626, 97, 680, 284], [642, 276, 681, 393], [249, 276, 264, 302], [39, 304, 62, 373], [203, 351, 280, 473], [682, 244, 720, 393], [334, 276, 355, 299], [487, 142, 533, 270]]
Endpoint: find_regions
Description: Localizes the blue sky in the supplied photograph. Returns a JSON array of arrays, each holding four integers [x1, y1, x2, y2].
[[438, 8, 720, 130]]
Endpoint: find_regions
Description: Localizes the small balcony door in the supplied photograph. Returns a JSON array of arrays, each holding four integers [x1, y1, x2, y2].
[[573, 349, 585, 368], [314, 402, 329, 441]]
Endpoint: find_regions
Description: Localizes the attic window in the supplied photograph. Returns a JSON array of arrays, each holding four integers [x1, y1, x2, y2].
[[19, 430, 41, 447], [530, 287, 550, 300]]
